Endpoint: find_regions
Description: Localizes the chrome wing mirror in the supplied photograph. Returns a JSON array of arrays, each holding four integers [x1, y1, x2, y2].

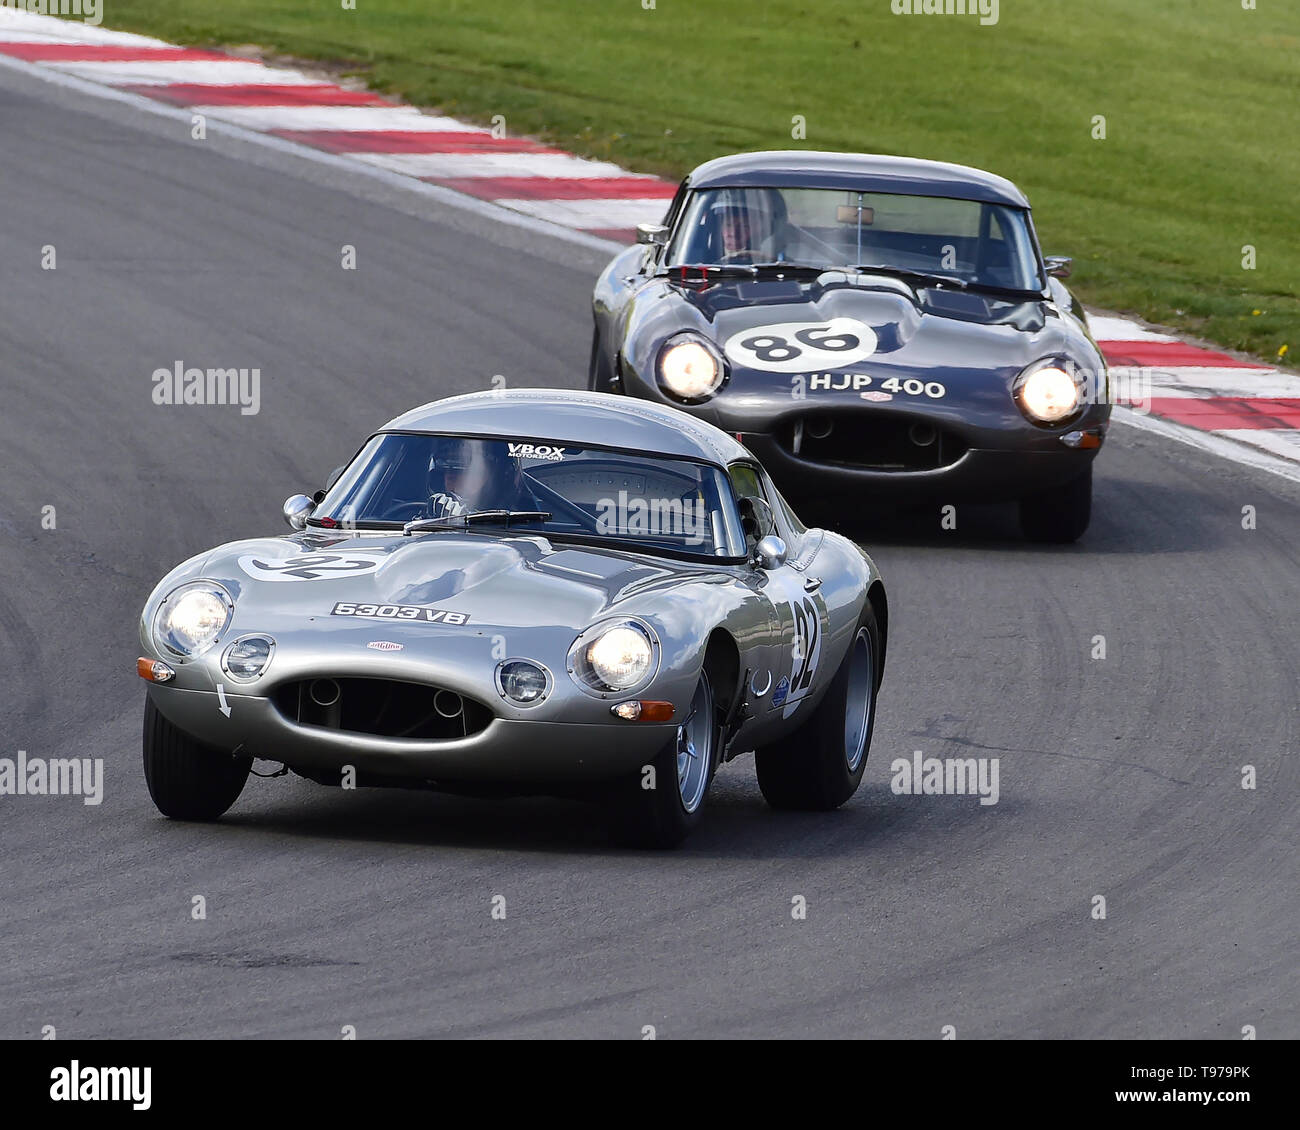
[[754, 535, 788, 570], [636, 223, 669, 247], [282, 494, 316, 530]]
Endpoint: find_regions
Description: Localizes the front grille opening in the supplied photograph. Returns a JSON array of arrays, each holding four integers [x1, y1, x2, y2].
[[781, 414, 968, 471], [272, 678, 491, 740]]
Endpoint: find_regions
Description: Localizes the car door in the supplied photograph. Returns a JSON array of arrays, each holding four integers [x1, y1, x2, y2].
[[728, 462, 829, 722]]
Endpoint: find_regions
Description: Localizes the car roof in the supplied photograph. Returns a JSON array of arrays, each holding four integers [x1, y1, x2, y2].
[[381, 389, 751, 467], [687, 150, 1030, 208]]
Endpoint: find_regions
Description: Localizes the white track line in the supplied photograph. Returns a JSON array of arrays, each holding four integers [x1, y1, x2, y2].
[[1112, 407, 1300, 485]]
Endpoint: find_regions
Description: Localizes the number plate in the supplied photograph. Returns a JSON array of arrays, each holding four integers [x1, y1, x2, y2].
[[330, 602, 470, 625]]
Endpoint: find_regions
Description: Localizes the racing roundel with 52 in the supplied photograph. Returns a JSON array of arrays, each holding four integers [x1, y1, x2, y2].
[[722, 318, 878, 374], [238, 550, 388, 582]]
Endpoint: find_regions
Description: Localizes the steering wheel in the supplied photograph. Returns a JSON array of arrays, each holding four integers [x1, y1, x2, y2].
[[384, 500, 432, 523], [720, 249, 759, 265]]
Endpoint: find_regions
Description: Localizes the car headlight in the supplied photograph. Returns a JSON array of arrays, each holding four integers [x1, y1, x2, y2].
[[1015, 362, 1084, 425], [589, 626, 653, 689], [222, 635, 275, 681], [496, 659, 552, 706], [657, 336, 725, 402], [153, 582, 233, 659], [568, 620, 660, 695]]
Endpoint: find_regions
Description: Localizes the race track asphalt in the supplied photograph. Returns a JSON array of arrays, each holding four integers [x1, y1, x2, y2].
[[0, 64, 1295, 1039]]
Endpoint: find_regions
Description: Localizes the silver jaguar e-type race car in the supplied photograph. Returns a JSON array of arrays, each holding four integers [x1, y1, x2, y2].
[[137, 390, 888, 846]]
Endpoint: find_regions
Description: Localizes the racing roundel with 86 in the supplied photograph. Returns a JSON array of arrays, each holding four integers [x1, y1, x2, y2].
[[723, 318, 878, 374]]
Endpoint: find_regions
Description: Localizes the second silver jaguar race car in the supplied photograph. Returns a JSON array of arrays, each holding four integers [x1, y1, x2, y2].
[[137, 389, 888, 846]]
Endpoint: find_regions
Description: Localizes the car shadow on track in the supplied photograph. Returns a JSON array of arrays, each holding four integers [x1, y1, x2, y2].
[[207, 767, 1006, 858], [815, 476, 1227, 555]]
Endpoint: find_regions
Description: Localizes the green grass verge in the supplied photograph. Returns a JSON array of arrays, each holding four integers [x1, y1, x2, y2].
[[93, 0, 1298, 363]]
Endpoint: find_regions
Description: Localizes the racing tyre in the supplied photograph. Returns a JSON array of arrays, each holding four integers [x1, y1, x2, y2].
[[1018, 465, 1092, 543], [616, 671, 717, 848], [755, 606, 879, 811], [143, 697, 251, 820]]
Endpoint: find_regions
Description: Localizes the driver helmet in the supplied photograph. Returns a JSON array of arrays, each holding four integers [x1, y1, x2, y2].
[[714, 201, 753, 259], [427, 437, 510, 512]]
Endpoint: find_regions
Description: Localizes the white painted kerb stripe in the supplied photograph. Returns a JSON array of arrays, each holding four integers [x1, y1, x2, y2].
[[498, 197, 673, 229], [1107, 366, 1299, 399], [1088, 315, 1177, 343], [188, 105, 481, 132], [350, 151, 632, 179], [0, 9, 168, 46], [43, 59, 328, 86], [1218, 429, 1300, 461]]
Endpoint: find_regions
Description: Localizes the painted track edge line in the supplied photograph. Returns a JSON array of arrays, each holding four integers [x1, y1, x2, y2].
[[0, 51, 626, 257], [1112, 406, 1300, 486]]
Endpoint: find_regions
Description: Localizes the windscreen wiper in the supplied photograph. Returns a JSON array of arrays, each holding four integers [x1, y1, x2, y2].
[[403, 509, 551, 535], [960, 281, 1048, 300], [662, 263, 758, 279], [749, 261, 829, 272], [306, 518, 398, 530], [850, 264, 969, 290]]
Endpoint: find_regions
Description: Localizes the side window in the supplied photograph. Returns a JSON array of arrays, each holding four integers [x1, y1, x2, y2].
[[734, 463, 809, 542], [650, 180, 690, 269], [662, 179, 689, 229], [729, 462, 778, 550], [728, 462, 767, 503]]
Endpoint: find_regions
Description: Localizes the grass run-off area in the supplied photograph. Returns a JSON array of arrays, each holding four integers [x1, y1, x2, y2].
[[99, 0, 1299, 363]]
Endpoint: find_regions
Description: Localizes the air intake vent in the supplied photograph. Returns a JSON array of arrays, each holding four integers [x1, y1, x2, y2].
[[272, 678, 491, 740]]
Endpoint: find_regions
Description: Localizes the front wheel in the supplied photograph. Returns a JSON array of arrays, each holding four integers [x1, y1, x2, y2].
[[755, 607, 880, 811], [615, 671, 716, 848], [143, 697, 250, 820], [1018, 464, 1092, 543]]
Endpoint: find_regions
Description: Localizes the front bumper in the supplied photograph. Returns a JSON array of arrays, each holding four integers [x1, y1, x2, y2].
[[742, 433, 1102, 505], [148, 685, 675, 784], [622, 370, 1108, 504]]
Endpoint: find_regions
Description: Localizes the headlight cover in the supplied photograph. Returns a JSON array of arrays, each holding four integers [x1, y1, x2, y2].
[[153, 582, 233, 660], [1014, 360, 1086, 426], [568, 619, 660, 696], [222, 635, 275, 681], [496, 659, 552, 706], [656, 335, 726, 403]]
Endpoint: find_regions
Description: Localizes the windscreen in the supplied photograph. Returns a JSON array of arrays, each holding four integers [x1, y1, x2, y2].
[[667, 186, 1043, 291], [312, 433, 748, 559]]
